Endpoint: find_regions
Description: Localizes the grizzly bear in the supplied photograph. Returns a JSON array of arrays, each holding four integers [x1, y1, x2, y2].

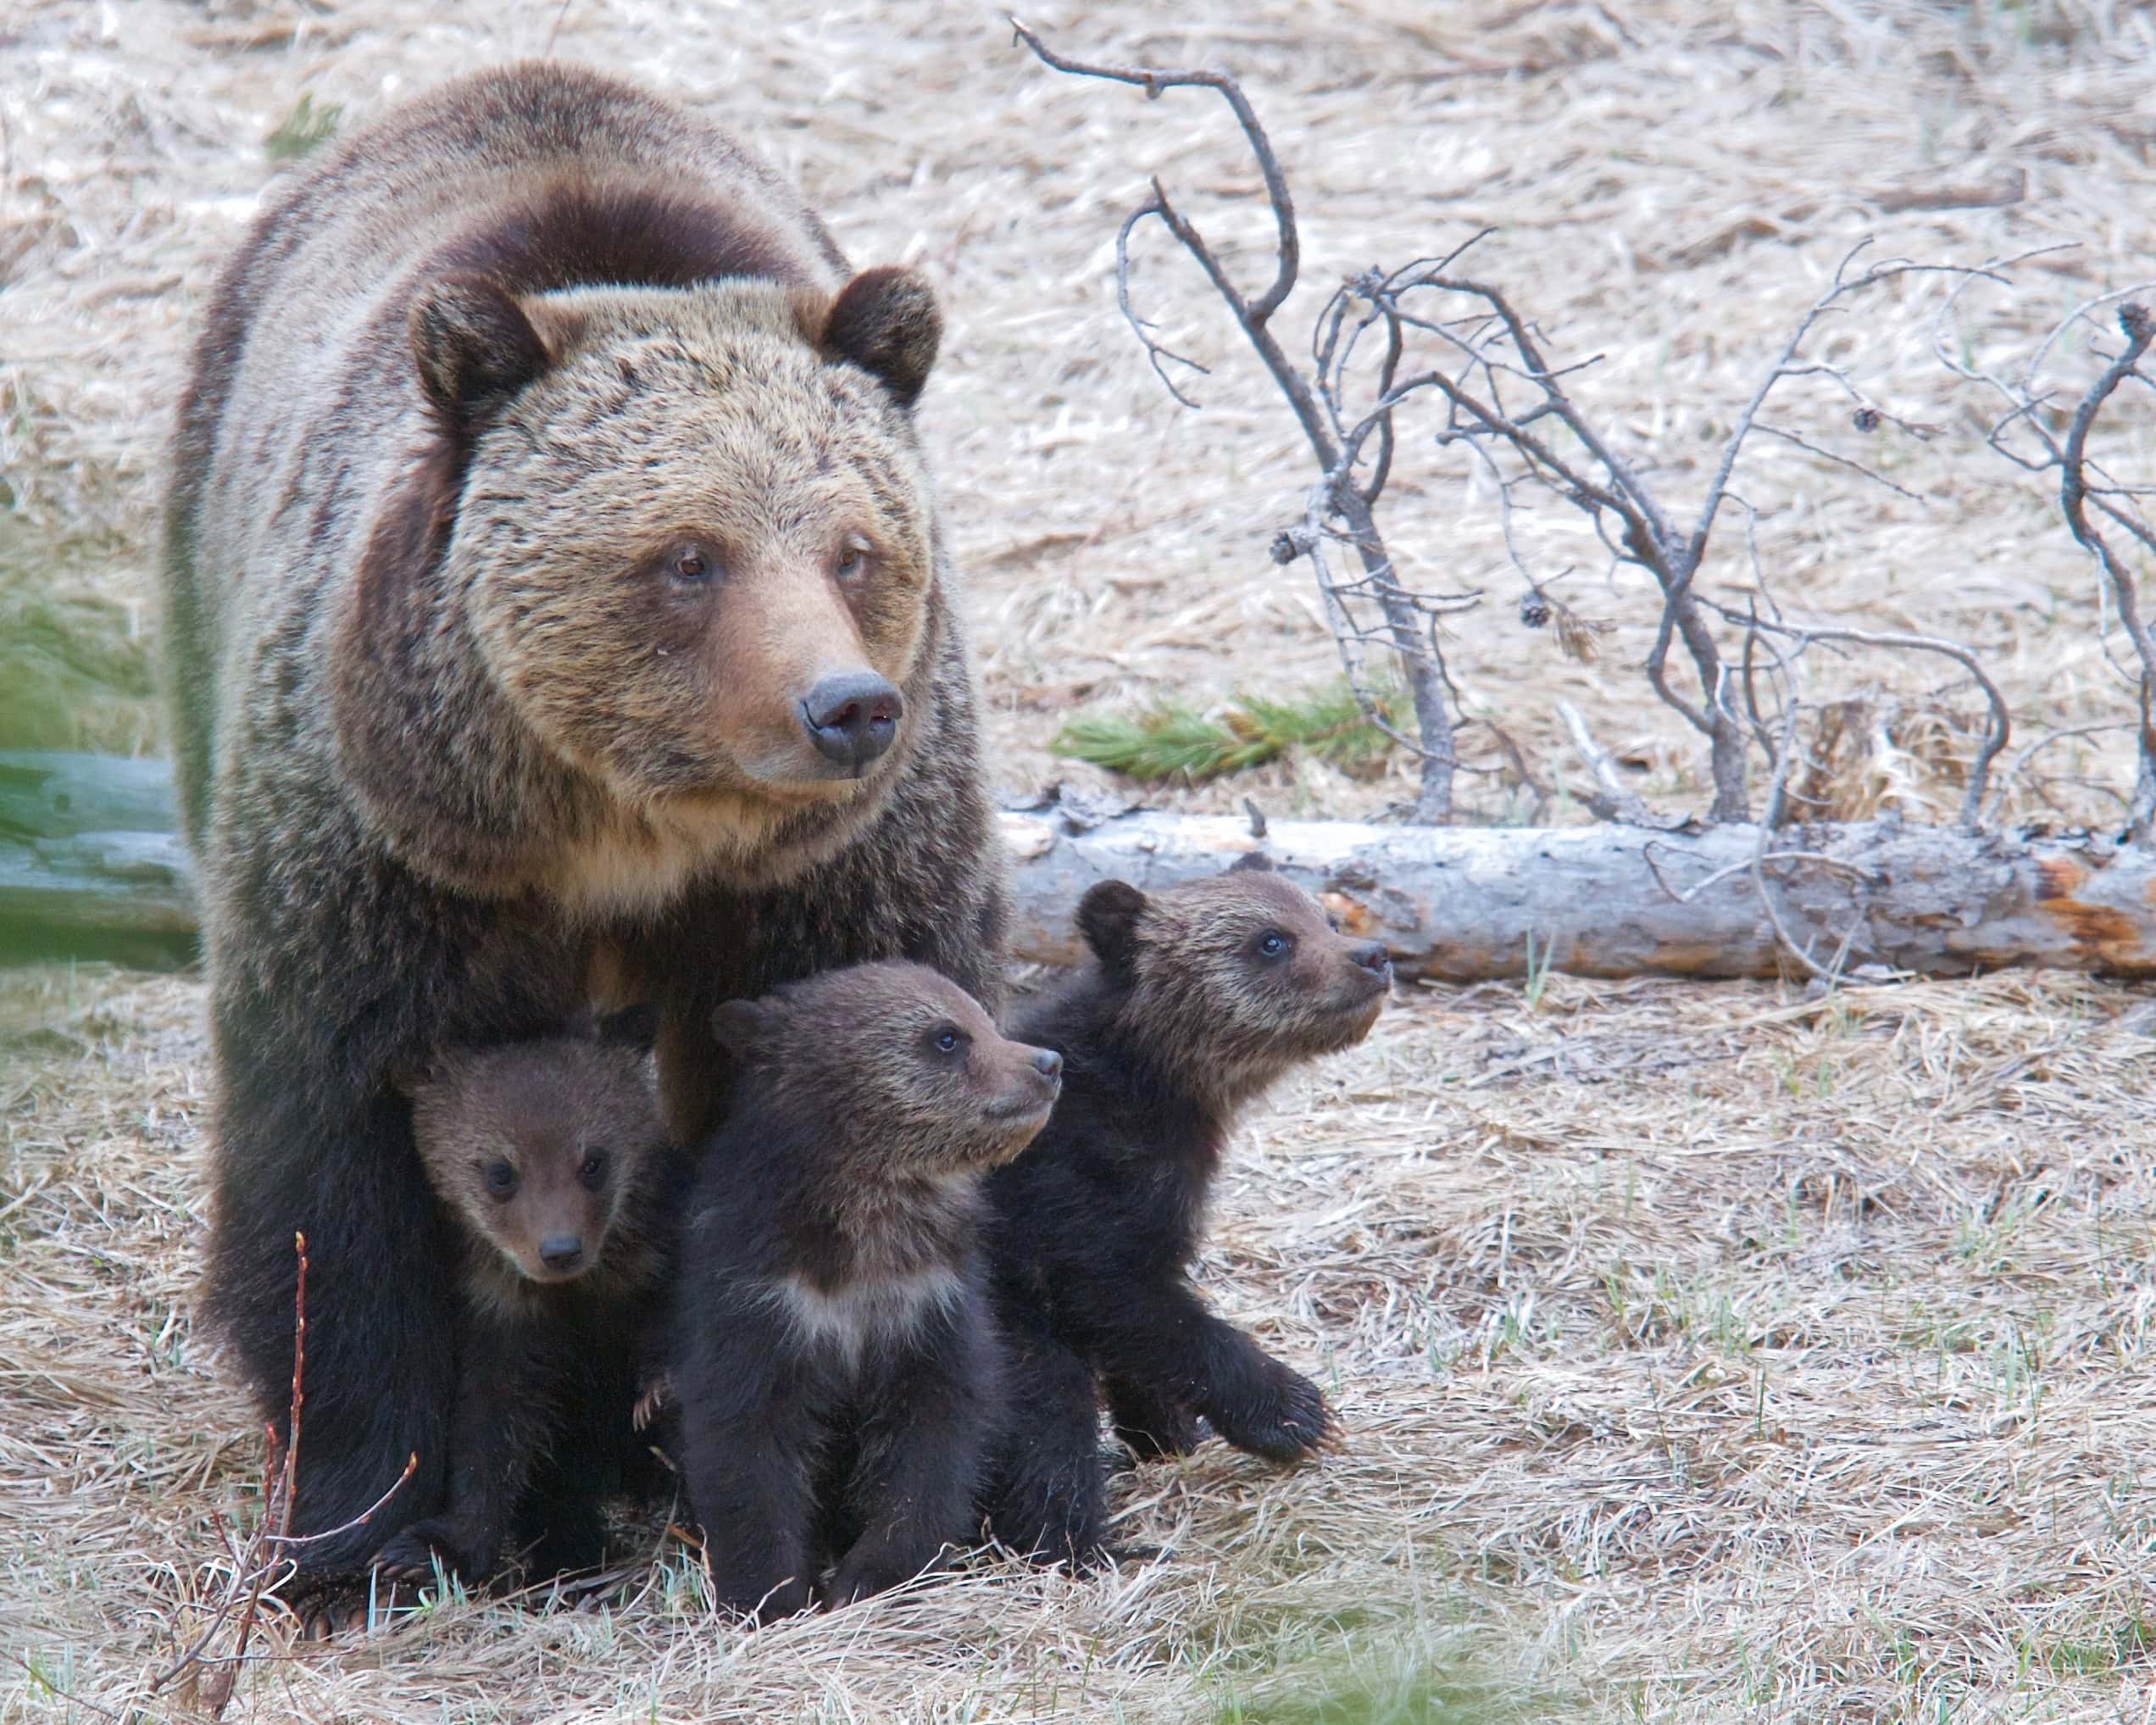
[[163, 62, 1006, 1575], [373, 1009, 681, 1583], [669, 963, 1060, 1622], [981, 855, 1392, 1566]]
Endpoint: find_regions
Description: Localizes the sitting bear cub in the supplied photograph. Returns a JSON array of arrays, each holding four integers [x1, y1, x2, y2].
[[670, 962, 1062, 1622], [375, 1009, 679, 1583], [982, 854, 1392, 1566]]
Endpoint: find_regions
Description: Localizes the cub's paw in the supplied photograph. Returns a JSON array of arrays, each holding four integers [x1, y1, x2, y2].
[[825, 1538, 952, 1610], [714, 1569, 813, 1627], [370, 1518, 487, 1586], [1207, 1360, 1335, 1465], [1109, 1393, 1204, 1462]]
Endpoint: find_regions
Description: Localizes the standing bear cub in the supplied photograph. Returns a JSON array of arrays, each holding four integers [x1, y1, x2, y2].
[[164, 60, 1007, 1572], [982, 854, 1392, 1566], [374, 1010, 680, 1583], [670, 963, 1061, 1622]]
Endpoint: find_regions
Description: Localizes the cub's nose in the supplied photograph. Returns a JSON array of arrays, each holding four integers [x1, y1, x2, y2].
[[1350, 940, 1392, 978], [539, 1234, 586, 1274], [1029, 1049, 1064, 1080], [801, 671, 903, 771]]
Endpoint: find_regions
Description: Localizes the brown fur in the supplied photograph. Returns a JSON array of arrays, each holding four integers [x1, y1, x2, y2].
[[1076, 858, 1392, 1109], [378, 1020, 686, 1583], [164, 63, 1008, 1573], [404, 1031, 670, 1313], [981, 855, 1393, 1565], [672, 963, 1059, 1618]]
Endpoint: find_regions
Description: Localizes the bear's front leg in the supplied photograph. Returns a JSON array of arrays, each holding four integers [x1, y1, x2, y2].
[[205, 1016, 458, 1575], [1087, 1272, 1335, 1466], [826, 1307, 997, 1606], [1102, 1371, 1204, 1461]]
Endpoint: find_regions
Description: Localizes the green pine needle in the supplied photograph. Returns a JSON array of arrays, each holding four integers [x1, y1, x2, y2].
[[1054, 681, 1403, 785], [264, 94, 342, 164]]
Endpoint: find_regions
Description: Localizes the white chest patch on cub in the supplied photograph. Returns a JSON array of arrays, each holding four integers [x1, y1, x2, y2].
[[768, 1265, 964, 1366]]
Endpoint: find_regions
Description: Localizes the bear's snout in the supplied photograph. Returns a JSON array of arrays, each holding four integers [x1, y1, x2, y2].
[[801, 671, 903, 773]]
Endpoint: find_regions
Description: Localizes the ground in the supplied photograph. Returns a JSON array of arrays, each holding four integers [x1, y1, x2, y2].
[[2, 2, 2153, 1721]]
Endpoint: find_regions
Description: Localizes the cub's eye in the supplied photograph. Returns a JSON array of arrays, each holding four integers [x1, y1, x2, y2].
[[579, 1148, 611, 1192], [667, 543, 715, 584], [1325, 914, 1342, 934], [1256, 931, 1290, 960], [835, 536, 872, 587], [930, 1024, 968, 1058], [483, 1160, 519, 1199]]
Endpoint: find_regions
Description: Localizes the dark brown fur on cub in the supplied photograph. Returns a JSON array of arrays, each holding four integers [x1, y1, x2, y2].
[[374, 1013, 681, 1583], [165, 63, 1006, 1573], [981, 854, 1392, 1566], [670, 963, 1061, 1622]]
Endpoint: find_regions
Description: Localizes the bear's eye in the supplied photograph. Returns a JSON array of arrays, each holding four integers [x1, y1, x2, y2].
[[1256, 930, 1291, 960], [483, 1160, 520, 1199], [667, 543, 716, 584], [834, 536, 873, 587], [579, 1148, 611, 1192], [1325, 913, 1342, 934], [930, 1024, 969, 1058]]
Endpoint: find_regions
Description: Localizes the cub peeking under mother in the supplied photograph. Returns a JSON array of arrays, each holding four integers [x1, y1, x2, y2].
[[164, 60, 1007, 1574]]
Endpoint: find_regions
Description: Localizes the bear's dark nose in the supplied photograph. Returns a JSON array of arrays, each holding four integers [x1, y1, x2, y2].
[[539, 1234, 585, 1273], [802, 671, 903, 771], [1350, 940, 1391, 977], [1030, 1049, 1063, 1079]]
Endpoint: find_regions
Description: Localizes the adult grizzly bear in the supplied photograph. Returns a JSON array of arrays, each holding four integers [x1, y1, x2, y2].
[[164, 62, 1005, 1574]]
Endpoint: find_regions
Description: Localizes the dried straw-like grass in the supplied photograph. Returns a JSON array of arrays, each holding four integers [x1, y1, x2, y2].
[[3, 2, 2155, 1719], [5, 961, 2155, 1722]]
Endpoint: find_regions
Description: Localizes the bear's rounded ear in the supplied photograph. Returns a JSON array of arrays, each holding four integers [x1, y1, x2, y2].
[[820, 266, 942, 408], [1075, 880, 1147, 976], [596, 1002, 660, 1052], [385, 1053, 439, 1098], [709, 999, 775, 1061], [1227, 850, 1275, 875], [408, 273, 552, 434]]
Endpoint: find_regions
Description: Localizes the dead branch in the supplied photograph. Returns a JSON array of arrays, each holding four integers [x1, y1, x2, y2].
[[1937, 270, 2156, 839], [2058, 303, 2156, 838], [1013, 17, 1459, 822], [1014, 26, 2042, 838], [150, 1232, 415, 1711]]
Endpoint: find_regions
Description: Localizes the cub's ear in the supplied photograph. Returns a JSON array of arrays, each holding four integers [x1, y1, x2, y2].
[[596, 1003, 660, 1052], [709, 999, 775, 1062], [385, 1053, 439, 1098], [1075, 880, 1147, 976], [819, 266, 942, 408], [1227, 850, 1275, 874], [408, 274, 552, 433]]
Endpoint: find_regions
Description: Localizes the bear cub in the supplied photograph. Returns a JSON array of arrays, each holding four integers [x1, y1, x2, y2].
[[373, 1008, 678, 1583], [670, 962, 1061, 1622], [983, 854, 1392, 1566]]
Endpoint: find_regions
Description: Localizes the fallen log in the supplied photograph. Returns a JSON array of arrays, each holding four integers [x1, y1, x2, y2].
[[2, 753, 2151, 982]]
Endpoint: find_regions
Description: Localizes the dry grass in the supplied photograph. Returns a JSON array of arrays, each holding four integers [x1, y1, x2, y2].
[[3, 0, 2156, 1720], [5, 961, 2155, 1722]]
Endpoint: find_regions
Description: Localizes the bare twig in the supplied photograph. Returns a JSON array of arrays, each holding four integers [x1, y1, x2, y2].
[[2057, 303, 2156, 838], [151, 1233, 415, 1711], [1014, 19, 1459, 821], [1557, 700, 1655, 826]]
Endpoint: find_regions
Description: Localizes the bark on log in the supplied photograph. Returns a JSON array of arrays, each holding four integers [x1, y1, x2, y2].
[[2, 752, 2151, 982], [999, 805, 2156, 981]]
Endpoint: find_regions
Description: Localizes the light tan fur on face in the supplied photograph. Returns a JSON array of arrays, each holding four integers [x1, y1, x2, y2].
[[1107, 869, 1392, 1110], [445, 284, 936, 915], [405, 1034, 667, 1305]]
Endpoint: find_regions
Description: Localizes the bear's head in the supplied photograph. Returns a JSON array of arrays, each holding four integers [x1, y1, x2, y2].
[[1075, 854, 1394, 1105], [343, 264, 949, 907], [398, 1007, 666, 1293], [710, 961, 1064, 1182]]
